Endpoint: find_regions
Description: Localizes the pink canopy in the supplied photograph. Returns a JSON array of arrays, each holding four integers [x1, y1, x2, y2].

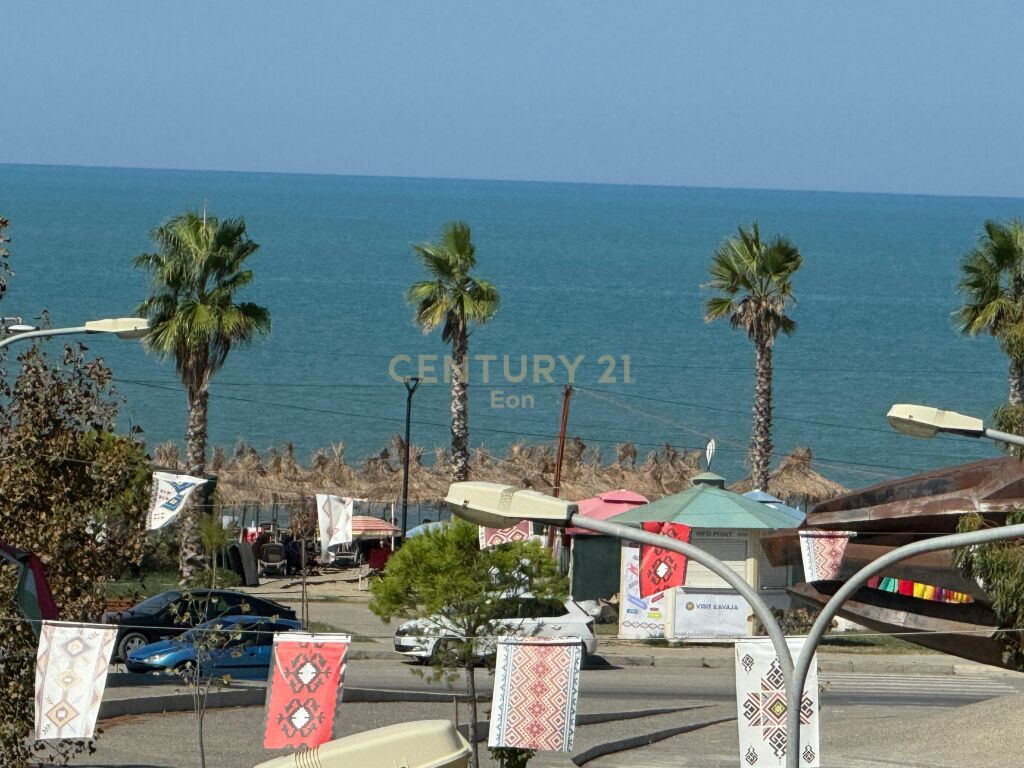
[[564, 489, 649, 535]]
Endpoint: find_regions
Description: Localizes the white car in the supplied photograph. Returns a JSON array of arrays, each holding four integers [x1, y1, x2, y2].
[[394, 595, 597, 663]]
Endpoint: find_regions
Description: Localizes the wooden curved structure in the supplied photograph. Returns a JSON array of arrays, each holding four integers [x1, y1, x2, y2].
[[760, 457, 1024, 668]]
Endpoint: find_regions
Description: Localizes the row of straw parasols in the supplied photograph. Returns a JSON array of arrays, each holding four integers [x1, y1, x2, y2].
[[154, 437, 846, 510]]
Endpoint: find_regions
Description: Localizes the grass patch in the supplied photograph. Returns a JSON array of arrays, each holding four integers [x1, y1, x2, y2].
[[105, 570, 180, 601], [819, 632, 938, 654]]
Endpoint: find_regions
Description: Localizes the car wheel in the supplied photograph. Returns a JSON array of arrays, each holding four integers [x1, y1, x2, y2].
[[117, 632, 149, 662], [579, 640, 590, 669], [431, 637, 459, 665], [174, 660, 197, 683]]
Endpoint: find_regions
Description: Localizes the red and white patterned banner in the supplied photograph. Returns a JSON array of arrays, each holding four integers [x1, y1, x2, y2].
[[479, 520, 532, 549], [639, 521, 692, 598], [798, 531, 853, 582], [263, 633, 350, 750], [488, 638, 582, 752], [735, 638, 819, 767], [34, 621, 117, 740]]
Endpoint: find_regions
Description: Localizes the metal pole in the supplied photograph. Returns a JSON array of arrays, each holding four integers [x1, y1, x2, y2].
[[552, 385, 574, 499], [0, 325, 89, 350], [567, 514, 793, 681], [401, 377, 421, 537], [785, 521, 1024, 768], [984, 428, 1024, 448]]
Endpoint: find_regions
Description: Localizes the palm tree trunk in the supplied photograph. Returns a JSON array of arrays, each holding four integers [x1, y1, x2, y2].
[[180, 387, 209, 585], [450, 329, 470, 482], [750, 335, 773, 491], [1010, 359, 1024, 406]]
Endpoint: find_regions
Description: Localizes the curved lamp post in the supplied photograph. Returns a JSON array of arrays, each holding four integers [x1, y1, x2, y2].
[[448, 401, 1024, 768], [0, 317, 149, 351]]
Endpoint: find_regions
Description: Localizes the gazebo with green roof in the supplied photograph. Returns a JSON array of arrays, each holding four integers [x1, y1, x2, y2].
[[608, 474, 802, 640]]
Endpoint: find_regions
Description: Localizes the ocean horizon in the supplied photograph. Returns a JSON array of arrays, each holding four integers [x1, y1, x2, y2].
[[1, 162, 1021, 491]]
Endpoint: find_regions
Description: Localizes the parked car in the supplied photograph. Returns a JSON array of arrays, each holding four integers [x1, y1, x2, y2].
[[126, 615, 303, 678], [103, 588, 297, 661], [393, 595, 597, 663]]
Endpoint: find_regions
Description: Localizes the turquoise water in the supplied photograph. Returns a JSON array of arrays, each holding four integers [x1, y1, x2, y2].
[[1, 163, 1021, 490]]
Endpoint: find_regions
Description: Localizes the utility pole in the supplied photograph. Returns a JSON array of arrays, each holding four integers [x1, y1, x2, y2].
[[549, 385, 574, 549], [552, 384, 574, 498], [400, 376, 422, 537]]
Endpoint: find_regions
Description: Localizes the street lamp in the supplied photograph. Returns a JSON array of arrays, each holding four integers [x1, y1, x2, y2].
[[0, 317, 150, 351], [887, 403, 1024, 448], [400, 376, 421, 537], [447, 478, 1024, 768], [443, 480, 791, 670]]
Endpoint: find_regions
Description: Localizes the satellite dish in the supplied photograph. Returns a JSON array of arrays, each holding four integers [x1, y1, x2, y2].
[[705, 439, 716, 470]]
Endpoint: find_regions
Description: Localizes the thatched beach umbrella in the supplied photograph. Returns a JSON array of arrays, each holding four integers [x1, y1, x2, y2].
[[729, 447, 846, 508]]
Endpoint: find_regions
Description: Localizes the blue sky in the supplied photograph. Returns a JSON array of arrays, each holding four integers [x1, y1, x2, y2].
[[3, 1, 1022, 197]]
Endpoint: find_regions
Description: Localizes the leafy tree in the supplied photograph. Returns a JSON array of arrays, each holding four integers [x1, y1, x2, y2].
[[369, 520, 566, 768], [0, 343, 151, 767], [407, 222, 500, 482], [954, 510, 1024, 670], [197, 513, 234, 589], [134, 211, 271, 582], [956, 219, 1024, 404], [704, 222, 802, 491]]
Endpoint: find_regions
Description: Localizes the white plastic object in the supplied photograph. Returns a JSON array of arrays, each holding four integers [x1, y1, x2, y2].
[[253, 719, 471, 768], [445, 481, 577, 528]]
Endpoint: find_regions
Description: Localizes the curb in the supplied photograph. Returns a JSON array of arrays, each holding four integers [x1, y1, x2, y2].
[[569, 717, 736, 766], [99, 685, 488, 719], [596, 652, 1022, 677]]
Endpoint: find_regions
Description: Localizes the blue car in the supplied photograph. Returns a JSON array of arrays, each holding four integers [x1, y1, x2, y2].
[[126, 615, 303, 679]]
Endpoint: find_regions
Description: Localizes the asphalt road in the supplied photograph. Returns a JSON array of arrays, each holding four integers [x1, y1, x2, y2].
[[346, 659, 1024, 709], [68, 662, 1024, 768]]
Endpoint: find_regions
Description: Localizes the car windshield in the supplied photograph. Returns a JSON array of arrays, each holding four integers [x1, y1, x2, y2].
[[181, 619, 238, 643], [131, 591, 180, 615]]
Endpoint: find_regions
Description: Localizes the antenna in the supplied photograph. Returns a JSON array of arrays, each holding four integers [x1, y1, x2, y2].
[[705, 439, 716, 471]]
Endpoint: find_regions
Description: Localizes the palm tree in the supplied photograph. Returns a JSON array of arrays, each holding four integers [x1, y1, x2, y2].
[[407, 222, 500, 482], [135, 211, 271, 582], [956, 219, 1024, 405], [705, 222, 802, 491]]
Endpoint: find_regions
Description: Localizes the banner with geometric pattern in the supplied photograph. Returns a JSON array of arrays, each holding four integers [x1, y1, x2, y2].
[[479, 520, 532, 550], [148, 471, 208, 530], [735, 638, 819, 767], [488, 638, 582, 752], [798, 531, 853, 583], [262, 633, 349, 750], [34, 621, 117, 740], [639, 521, 692, 598]]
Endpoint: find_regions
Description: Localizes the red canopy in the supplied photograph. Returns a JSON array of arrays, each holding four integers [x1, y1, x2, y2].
[[564, 489, 649, 535]]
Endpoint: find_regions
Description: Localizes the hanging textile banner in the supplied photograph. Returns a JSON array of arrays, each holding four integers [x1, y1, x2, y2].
[[488, 638, 582, 752], [479, 520, 532, 550], [147, 471, 207, 530], [639, 521, 692, 598], [617, 545, 672, 639], [735, 638, 820, 768], [263, 633, 350, 750], [316, 494, 354, 560], [34, 621, 117, 740], [798, 530, 853, 582]]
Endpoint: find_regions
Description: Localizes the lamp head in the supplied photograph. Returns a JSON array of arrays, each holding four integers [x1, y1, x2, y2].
[[887, 404, 984, 439], [445, 482, 577, 528], [84, 317, 150, 339]]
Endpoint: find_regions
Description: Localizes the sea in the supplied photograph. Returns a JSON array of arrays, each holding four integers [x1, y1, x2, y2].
[[1, 163, 1022, 492]]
